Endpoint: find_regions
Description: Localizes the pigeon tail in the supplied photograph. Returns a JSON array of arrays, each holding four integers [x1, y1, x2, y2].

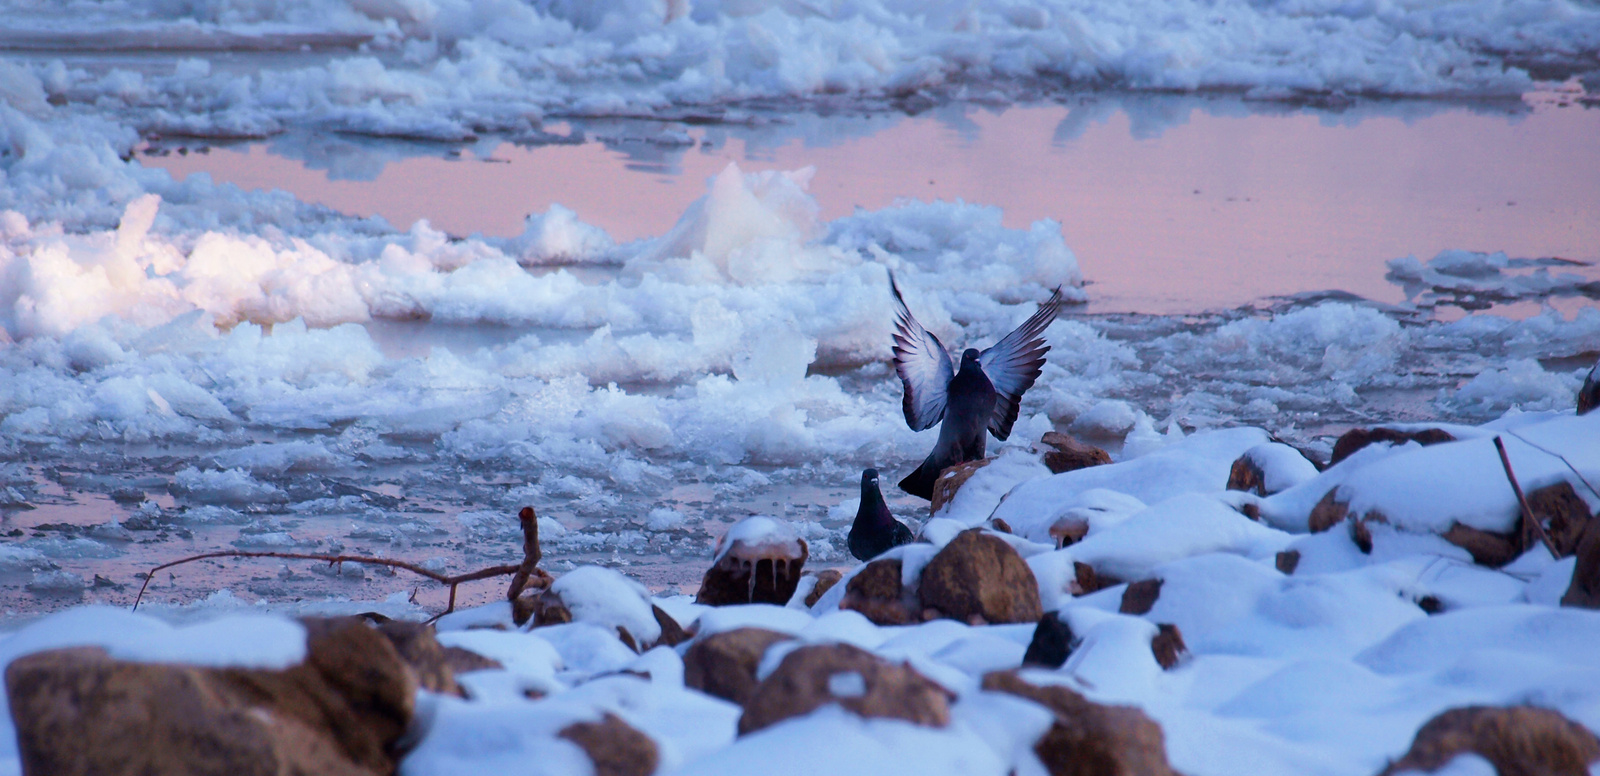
[[899, 449, 956, 501]]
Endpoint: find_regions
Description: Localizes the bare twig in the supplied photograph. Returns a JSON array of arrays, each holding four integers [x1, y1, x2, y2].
[[132, 506, 549, 621], [1494, 436, 1558, 558], [1503, 428, 1600, 501]]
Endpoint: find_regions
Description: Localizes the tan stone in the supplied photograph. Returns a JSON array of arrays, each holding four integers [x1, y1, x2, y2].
[[1118, 579, 1162, 616], [929, 459, 992, 514], [1151, 624, 1187, 670], [1330, 427, 1456, 466], [918, 528, 1042, 624], [1443, 522, 1522, 568], [1275, 550, 1301, 575], [982, 670, 1180, 776], [1377, 705, 1600, 776], [839, 558, 917, 626], [682, 628, 794, 707], [559, 712, 660, 776], [1308, 489, 1350, 533], [1041, 432, 1113, 475], [651, 604, 691, 648], [738, 642, 952, 735], [1562, 516, 1600, 609], [803, 569, 844, 608]]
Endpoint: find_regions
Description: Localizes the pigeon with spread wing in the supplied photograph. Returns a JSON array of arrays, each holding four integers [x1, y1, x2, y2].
[[890, 274, 1065, 500]]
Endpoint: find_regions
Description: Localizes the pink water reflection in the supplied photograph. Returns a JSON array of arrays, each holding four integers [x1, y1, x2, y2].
[[149, 102, 1600, 314]]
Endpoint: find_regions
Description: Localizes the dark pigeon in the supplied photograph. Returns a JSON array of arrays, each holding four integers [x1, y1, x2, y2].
[[848, 468, 914, 561], [890, 273, 1065, 500]]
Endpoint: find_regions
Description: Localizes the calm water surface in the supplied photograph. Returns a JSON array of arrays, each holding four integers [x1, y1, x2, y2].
[[147, 92, 1600, 314]]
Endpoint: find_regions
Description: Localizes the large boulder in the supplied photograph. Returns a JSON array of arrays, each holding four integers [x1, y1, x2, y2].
[[738, 642, 953, 735], [1377, 705, 1600, 776], [1226, 442, 1320, 496], [982, 670, 1180, 776], [6, 617, 415, 776], [682, 627, 794, 707], [697, 516, 809, 606], [918, 528, 1043, 624]]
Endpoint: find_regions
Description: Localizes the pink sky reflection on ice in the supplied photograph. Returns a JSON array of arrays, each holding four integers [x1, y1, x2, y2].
[[149, 102, 1600, 314]]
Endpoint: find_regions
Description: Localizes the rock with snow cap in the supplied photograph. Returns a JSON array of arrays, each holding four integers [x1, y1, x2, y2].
[[918, 528, 1043, 625], [697, 515, 809, 607], [1330, 426, 1457, 466], [1226, 442, 1321, 496], [737, 642, 953, 735]]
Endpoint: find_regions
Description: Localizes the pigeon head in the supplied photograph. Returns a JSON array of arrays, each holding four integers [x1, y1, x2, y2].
[[861, 468, 881, 489], [961, 348, 981, 365]]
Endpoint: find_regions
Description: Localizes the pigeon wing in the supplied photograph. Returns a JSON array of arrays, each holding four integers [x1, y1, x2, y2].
[[890, 273, 954, 431], [979, 286, 1065, 440]]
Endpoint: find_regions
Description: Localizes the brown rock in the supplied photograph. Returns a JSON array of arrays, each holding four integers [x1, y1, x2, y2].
[[1072, 562, 1119, 596], [682, 628, 794, 706], [6, 617, 415, 776], [1562, 516, 1600, 609], [651, 605, 690, 648], [1350, 512, 1390, 554], [801, 569, 843, 607], [1119, 579, 1163, 616], [1443, 522, 1522, 568], [1308, 489, 1350, 533], [1050, 517, 1090, 549], [982, 670, 1180, 776], [989, 517, 1014, 534], [1527, 481, 1594, 558], [1152, 624, 1187, 670], [839, 558, 918, 626], [559, 712, 660, 776], [929, 459, 992, 514], [1330, 427, 1456, 467], [374, 620, 475, 696], [918, 528, 1043, 625], [1022, 614, 1075, 669], [1377, 705, 1600, 776], [1226, 455, 1268, 496], [1275, 550, 1301, 575], [1041, 432, 1113, 475], [512, 587, 571, 628], [738, 642, 953, 735]]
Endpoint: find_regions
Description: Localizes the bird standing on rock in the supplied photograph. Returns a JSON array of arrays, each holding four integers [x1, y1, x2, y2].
[[890, 274, 1065, 500], [848, 468, 914, 561]]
